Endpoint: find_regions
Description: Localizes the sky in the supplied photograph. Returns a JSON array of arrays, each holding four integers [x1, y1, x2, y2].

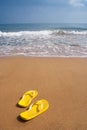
[[0, 0, 87, 23]]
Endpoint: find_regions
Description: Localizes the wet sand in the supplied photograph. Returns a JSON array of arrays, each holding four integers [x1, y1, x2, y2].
[[0, 57, 87, 130]]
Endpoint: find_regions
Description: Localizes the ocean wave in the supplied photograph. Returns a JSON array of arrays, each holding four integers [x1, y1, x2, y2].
[[52, 30, 87, 35], [0, 29, 87, 57], [0, 30, 52, 37], [0, 29, 87, 37], [0, 23, 87, 57]]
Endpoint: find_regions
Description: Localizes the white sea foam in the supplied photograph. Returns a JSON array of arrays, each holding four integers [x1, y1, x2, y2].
[[0, 29, 87, 57], [52, 30, 87, 35], [0, 30, 52, 37], [0, 29, 87, 38]]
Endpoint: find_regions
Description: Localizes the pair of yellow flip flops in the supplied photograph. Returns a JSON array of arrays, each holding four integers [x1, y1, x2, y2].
[[18, 90, 49, 121]]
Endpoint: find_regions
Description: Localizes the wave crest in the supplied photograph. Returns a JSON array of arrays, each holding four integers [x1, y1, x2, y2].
[[52, 30, 87, 35], [0, 29, 87, 37], [0, 30, 52, 37]]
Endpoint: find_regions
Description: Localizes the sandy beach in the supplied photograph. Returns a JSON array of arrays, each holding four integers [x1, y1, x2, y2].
[[0, 57, 87, 130]]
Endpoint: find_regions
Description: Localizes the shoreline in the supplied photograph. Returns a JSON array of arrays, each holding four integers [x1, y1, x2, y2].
[[1, 55, 87, 58], [0, 57, 87, 130]]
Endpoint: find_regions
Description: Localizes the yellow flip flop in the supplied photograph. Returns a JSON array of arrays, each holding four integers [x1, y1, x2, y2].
[[19, 99, 49, 120], [18, 90, 38, 107]]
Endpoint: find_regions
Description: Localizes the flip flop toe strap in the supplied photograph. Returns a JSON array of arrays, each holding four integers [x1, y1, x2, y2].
[[25, 91, 37, 98], [35, 103, 43, 112]]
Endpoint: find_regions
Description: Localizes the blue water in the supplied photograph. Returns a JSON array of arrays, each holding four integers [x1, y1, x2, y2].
[[1, 23, 87, 32], [0, 23, 87, 57]]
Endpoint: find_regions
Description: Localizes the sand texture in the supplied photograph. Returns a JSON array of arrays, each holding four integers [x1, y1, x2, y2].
[[0, 57, 87, 130]]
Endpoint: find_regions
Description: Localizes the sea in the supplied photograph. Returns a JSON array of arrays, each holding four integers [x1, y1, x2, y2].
[[0, 23, 87, 57]]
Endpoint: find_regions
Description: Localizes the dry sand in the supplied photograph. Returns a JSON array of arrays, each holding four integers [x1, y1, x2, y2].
[[0, 57, 87, 130]]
